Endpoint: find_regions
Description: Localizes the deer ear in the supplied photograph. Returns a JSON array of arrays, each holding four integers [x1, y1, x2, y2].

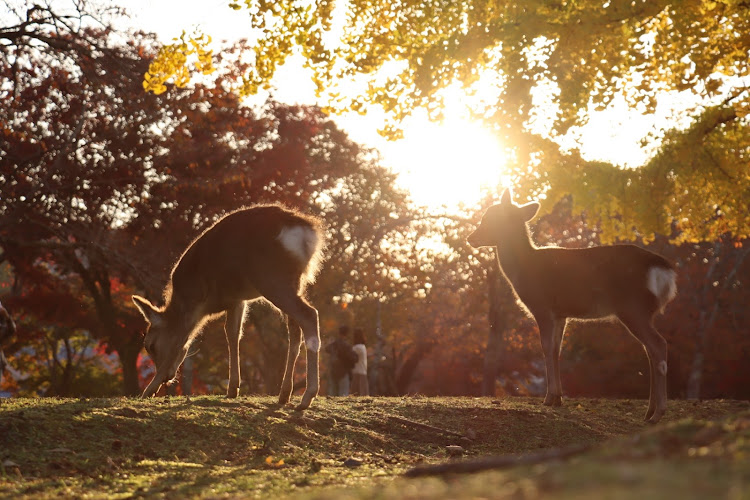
[[519, 202, 540, 221], [500, 188, 513, 205], [132, 295, 163, 326]]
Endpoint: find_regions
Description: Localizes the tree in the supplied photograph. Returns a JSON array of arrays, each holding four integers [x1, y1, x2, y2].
[[1, 1, 157, 393], [3, 1, 435, 397], [146, 0, 750, 241], [0, 1, 418, 395], [665, 237, 750, 399], [0, 268, 123, 396]]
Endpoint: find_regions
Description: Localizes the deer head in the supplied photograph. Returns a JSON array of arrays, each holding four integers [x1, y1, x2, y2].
[[467, 189, 540, 248], [132, 295, 191, 397]]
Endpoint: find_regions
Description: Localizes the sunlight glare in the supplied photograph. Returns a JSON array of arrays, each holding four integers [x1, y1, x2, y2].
[[382, 115, 507, 211]]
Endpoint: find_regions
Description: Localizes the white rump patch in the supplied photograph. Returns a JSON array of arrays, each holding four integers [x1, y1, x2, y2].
[[646, 267, 677, 310], [277, 224, 325, 285], [278, 225, 317, 263], [658, 360, 668, 376], [305, 336, 320, 352]]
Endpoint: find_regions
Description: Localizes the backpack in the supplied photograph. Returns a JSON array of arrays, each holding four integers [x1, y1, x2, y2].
[[337, 341, 358, 372]]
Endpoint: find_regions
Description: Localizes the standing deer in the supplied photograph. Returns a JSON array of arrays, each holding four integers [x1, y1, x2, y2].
[[467, 189, 676, 423], [0, 300, 17, 384], [132, 205, 325, 410]]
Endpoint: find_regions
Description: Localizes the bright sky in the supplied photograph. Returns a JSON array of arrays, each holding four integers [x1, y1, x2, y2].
[[122, 0, 683, 211]]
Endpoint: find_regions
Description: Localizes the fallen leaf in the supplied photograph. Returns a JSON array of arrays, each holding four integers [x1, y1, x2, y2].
[[265, 456, 284, 468]]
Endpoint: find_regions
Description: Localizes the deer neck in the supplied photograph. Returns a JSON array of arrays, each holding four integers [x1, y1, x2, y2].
[[162, 299, 204, 336], [496, 226, 536, 286]]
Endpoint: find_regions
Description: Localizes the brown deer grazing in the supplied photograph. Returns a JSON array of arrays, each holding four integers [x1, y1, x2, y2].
[[132, 205, 325, 410], [0, 300, 17, 383], [468, 189, 677, 423]]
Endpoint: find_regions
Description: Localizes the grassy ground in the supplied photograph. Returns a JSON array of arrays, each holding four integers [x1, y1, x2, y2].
[[0, 395, 748, 499]]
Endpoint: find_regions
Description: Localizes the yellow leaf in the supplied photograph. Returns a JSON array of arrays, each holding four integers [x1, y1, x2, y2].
[[264, 456, 284, 468]]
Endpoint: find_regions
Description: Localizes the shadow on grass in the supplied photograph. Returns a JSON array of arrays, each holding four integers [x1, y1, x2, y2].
[[1, 395, 747, 492]]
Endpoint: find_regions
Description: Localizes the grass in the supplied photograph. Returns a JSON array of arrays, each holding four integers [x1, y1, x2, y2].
[[0, 395, 748, 498]]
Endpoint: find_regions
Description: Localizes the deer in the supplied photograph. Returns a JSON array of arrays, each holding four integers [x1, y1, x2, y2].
[[467, 189, 677, 423], [0, 300, 17, 384], [132, 204, 326, 411]]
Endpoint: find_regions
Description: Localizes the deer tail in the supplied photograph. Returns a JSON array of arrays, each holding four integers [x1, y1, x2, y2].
[[646, 266, 677, 313]]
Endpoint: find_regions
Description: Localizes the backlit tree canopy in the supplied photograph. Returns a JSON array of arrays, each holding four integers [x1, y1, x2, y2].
[[146, 0, 749, 242], [0, 1, 417, 393]]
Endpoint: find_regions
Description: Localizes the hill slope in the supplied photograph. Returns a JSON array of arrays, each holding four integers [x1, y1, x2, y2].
[[1, 396, 748, 498]]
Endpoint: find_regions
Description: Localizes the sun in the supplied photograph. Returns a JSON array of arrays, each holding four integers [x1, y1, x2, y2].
[[380, 113, 508, 211]]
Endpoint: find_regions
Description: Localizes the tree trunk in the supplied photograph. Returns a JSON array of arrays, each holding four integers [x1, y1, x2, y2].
[[182, 356, 194, 395], [396, 340, 435, 395], [371, 298, 384, 395], [482, 260, 504, 396], [116, 335, 143, 396], [685, 348, 705, 400]]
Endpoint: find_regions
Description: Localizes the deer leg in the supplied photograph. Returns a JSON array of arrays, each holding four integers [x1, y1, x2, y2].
[[646, 348, 657, 419], [294, 298, 320, 411], [552, 318, 566, 400], [619, 313, 668, 423], [264, 288, 320, 411], [224, 302, 246, 398], [537, 314, 564, 407], [647, 332, 668, 424], [278, 314, 303, 405]]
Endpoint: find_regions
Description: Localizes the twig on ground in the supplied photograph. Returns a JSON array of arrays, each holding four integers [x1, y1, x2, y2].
[[404, 443, 591, 477], [388, 416, 471, 440]]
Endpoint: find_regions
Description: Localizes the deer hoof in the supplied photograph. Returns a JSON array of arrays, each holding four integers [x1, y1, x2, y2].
[[226, 389, 239, 399], [543, 395, 562, 407], [645, 409, 665, 424], [295, 391, 316, 411], [278, 394, 291, 405], [644, 407, 655, 421]]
